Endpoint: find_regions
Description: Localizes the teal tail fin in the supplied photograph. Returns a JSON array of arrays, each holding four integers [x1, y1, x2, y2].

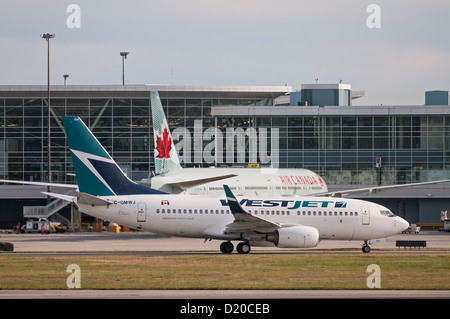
[[63, 116, 165, 196]]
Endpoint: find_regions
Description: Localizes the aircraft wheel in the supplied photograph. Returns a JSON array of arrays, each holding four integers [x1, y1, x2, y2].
[[362, 244, 371, 253], [220, 241, 234, 254], [237, 242, 251, 254]]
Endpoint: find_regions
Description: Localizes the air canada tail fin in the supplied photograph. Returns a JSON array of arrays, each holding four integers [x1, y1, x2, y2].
[[62, 116, 165, 196], [150, 91, 182, 175]]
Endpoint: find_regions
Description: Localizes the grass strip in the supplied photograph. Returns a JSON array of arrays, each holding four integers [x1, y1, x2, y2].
[[1, 254, 449, 290]]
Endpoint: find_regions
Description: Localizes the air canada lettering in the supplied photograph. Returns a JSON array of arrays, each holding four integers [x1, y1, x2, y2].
[[279, 175, 325, 187], [220, 199, 347, 209]]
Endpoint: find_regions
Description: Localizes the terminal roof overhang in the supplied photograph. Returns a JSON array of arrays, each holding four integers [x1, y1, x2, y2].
[[0, 84, 292, 99], [211, 105, 450, 117]]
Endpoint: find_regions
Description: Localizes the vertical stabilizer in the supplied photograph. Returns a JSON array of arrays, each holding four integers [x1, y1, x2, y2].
[[63, 116, 165, 196], [150, 91, 182, 174]]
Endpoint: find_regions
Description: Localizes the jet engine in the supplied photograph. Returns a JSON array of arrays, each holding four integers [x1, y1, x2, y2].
[[266, 225, 319, 248]]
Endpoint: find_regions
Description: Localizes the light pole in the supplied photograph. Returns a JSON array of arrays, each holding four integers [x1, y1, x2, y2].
[[63, 74, 69, 85], [120, 52, 129, 85], [41, 33, 55, 199]]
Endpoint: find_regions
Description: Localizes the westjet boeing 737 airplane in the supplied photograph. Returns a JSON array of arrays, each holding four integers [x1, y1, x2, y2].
[[42, 116, 409, 253]]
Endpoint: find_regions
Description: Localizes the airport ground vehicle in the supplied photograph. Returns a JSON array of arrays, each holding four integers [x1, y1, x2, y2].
[[21, 218, 65, 233], [402, 224, 420, 234]]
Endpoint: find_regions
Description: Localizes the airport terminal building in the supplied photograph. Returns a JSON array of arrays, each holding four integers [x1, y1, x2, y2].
[[0, 83, 449, 228]]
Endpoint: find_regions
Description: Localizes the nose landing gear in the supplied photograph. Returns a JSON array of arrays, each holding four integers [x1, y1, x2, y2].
[[362, 240, 371, 253]]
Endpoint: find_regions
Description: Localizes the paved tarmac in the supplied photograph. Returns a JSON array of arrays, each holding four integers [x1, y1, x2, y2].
[[1, 228, 450, 253], [1, 229, 450, 299]]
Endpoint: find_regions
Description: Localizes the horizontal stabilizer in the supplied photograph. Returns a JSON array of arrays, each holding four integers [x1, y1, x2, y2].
[[77, 192, 111, 206], [41, 192, 76, 203]]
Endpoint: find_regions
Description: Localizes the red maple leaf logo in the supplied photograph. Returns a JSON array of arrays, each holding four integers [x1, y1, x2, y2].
[[155, 127, 172, 169]]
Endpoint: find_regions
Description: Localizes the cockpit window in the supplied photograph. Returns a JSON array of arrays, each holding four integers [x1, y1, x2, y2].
[[380, 210, 395, 217]]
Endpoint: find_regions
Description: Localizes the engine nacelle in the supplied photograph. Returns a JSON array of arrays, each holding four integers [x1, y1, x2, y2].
[[267, 225, 319, 248]]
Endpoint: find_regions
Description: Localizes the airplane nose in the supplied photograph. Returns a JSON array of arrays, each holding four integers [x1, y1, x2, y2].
[[397, 217, 409, 232]]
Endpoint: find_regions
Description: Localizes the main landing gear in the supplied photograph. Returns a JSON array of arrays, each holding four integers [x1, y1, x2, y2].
[[220, 241, 251, 254], [362, 240, 371, 253]]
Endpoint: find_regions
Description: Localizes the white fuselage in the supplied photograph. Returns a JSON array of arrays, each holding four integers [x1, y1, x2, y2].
[[150, 167, 328, 196], [78, 193, 408, 245]]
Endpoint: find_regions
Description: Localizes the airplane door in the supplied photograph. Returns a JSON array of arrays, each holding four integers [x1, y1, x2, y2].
[[137, 203, 147, 222], [361, 206, 370, 225]]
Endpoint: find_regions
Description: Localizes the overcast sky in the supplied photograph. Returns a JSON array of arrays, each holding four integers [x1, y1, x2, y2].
[[1, 0, 449, 105]]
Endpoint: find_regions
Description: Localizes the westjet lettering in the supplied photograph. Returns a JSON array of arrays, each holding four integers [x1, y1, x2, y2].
[[219, 199, 346, 209]]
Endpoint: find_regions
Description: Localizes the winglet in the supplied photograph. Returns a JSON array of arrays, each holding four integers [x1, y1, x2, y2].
[[223, 184, 280, 228], [223, 184, 246, 214]]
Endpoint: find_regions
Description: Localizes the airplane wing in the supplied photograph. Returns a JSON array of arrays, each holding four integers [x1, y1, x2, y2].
[[0, 179, 78, 189], [163, 174, 238, 192], [223, 184, 280, 233], [319, 179, 450, 197]]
